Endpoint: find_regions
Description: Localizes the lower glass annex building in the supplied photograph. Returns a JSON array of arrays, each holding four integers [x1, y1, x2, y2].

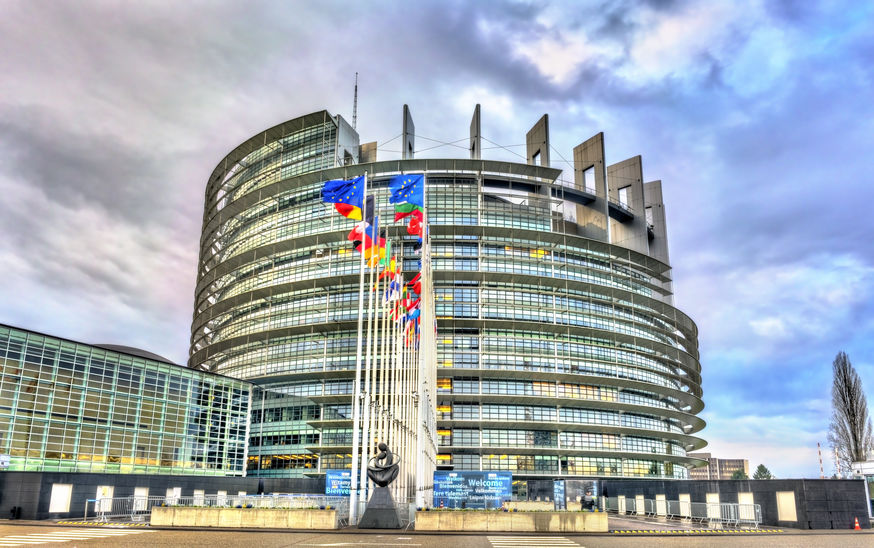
[[190, 107, 706, 479], [0, 324, 251, 475]]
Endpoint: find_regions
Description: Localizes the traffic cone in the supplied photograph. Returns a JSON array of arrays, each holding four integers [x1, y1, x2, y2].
[[854, 516, 861, 530]]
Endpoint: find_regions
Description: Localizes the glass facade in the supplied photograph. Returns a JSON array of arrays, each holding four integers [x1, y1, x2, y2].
[[0, 325, 251, 475], [191, 109, 706, 479]]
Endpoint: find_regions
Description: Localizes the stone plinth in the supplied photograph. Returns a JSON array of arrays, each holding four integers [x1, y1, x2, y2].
[[357, 487, 402, 529]]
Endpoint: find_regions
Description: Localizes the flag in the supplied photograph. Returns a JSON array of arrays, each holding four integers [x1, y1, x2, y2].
[[385, 269, 402, 302], [379, 256, 397, 281], [379, 241, 392, 267], [407, 272, 421, 295], [407, 217, 423, 237], [388, 174, 424, 221], [321, 176, 365, 219], [348, 222, 385, 255]]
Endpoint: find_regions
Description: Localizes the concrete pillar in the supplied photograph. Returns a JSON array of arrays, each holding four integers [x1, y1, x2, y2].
[[656, 494, 667, 516], [526, 114, 550, 166], [679, 493, 691, 518], [402, 105, 415, 160], [470, 104, 481, 160]]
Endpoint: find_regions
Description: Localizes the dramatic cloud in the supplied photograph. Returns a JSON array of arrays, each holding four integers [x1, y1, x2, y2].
[[1, 0, 872, 478]]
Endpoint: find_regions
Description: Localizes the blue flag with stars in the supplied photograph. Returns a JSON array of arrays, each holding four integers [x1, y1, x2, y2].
[[321, 176, 365, 220], [388, 174, 424, 221]]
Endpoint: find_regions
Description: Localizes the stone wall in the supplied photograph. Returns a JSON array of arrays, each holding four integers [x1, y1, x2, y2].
[[600, 478, 869, 529], [150, 507, 338, 529], [0, 471, 324, 521], [414, 511, 607, 532]]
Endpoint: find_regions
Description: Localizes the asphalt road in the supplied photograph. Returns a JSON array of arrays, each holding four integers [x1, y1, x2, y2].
[[1, 524, 873, 548]]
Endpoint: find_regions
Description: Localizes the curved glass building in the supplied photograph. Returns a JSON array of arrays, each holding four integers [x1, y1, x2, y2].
[[190, 107, 706, 480]]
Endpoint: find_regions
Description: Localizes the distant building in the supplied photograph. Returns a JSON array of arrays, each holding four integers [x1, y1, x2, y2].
[[688, 452, 749, 479], [0, 323, 252, 476]]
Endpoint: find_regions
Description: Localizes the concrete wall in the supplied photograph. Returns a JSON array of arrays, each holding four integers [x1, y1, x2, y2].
[[359, 141, 377, 164], [0, 471, 324, 521], [415, 510, 607, 532], [151, 506, 338, 529], [470, 104, 481, 160], [402, 104, 415, 160], [526, 114, 550, 167], [643, 180, 672, 303], [643, 180, 670, 265], [607, 156, 649, 255], [600, 478, 870, 529], [572, 133, 609, 241], [335, 114, 359, 166]]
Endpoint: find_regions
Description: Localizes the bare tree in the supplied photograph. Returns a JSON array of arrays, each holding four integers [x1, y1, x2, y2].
[[827, 351, 873, 473]]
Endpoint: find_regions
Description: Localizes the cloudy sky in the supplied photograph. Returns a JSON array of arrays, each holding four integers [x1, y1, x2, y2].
[[1, 0, 872, 478]]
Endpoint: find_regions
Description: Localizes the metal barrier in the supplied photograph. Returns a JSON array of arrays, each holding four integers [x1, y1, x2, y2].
[[351, 497, 416, 528], [84, 494, 349, 525], [604, 496, 761, 528]]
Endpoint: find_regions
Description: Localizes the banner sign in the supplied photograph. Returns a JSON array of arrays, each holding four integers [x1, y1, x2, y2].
[[553, 479, 566, 510], [325, 470, 351, 496], [0, 454, 9, 469], [433, 471, 512, 509]]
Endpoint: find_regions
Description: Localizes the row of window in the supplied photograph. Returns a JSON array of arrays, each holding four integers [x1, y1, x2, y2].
[[435, 453, 687, 479], [437, 403, 685, 433], [0, 328, 250, 475]]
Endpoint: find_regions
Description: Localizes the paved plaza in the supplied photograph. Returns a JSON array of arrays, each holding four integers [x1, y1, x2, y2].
[[1, 522, 873, 548]]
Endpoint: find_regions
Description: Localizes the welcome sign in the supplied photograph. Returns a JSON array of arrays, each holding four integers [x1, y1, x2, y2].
[[432, 471, 512, 509], [325, 470, 351, 496]]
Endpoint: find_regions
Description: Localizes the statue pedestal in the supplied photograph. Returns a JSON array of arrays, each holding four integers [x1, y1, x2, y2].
[[357, 487, 402, 529]]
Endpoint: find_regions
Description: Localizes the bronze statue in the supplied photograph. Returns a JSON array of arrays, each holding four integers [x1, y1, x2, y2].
[[367, 442, 399, 487]]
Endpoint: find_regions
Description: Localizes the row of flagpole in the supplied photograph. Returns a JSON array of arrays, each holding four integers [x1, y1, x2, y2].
[[321, 171, 435, 523]]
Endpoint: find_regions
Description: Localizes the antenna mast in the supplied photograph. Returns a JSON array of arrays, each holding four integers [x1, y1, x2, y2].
[[352, 72, 358, 130]]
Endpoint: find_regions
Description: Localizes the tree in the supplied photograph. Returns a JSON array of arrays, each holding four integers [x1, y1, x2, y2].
[[752, 464, 773, 479], [731, 469, 749, 480], [827, 351, 873, 474]]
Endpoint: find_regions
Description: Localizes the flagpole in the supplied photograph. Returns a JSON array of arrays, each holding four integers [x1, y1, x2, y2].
[[349, 171, 368, 525], [358, 213, 377, 511], [370, 246, 387, 487], [416, 173, 434, 507]]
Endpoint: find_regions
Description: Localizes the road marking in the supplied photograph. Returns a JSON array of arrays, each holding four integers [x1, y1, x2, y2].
[[487, 537, 580, 547], [0, 528, 153, 546], [297, 544, 421, 547], [610, 528, 784, 534]]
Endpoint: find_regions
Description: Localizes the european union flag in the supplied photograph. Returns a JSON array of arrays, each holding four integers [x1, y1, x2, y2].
[[322, 176, 365, 220], [388, 174, 424, 221]]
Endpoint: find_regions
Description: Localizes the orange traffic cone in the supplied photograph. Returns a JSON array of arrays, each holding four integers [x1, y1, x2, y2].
[[854, 516, 861, 530]]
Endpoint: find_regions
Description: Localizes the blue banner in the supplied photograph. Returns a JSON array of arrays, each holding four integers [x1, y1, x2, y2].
[[433, 471, 512, 509], [553, 480, 566, 510], [325, 470, 351, 496]]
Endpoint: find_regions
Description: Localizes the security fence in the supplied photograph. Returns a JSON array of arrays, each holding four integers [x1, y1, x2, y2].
[[84, 494, 349, 526], [604, 496, 761, 528], [352, 497, 417, 529]]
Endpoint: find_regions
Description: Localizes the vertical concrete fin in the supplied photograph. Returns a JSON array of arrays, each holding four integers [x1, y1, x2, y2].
[[607, 155, 649, 255], [470, 104, 481, 160], [572, 133, 608, 241], [402, 104, 415, 160], [644, 180, 670, 265], [334, 114, 360, 166], [359, 141, 378, 164], [526, 114, 550, 166]]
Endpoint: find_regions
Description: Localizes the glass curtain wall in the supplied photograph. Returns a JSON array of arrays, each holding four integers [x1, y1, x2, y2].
[[0, 325, 251, 475]]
